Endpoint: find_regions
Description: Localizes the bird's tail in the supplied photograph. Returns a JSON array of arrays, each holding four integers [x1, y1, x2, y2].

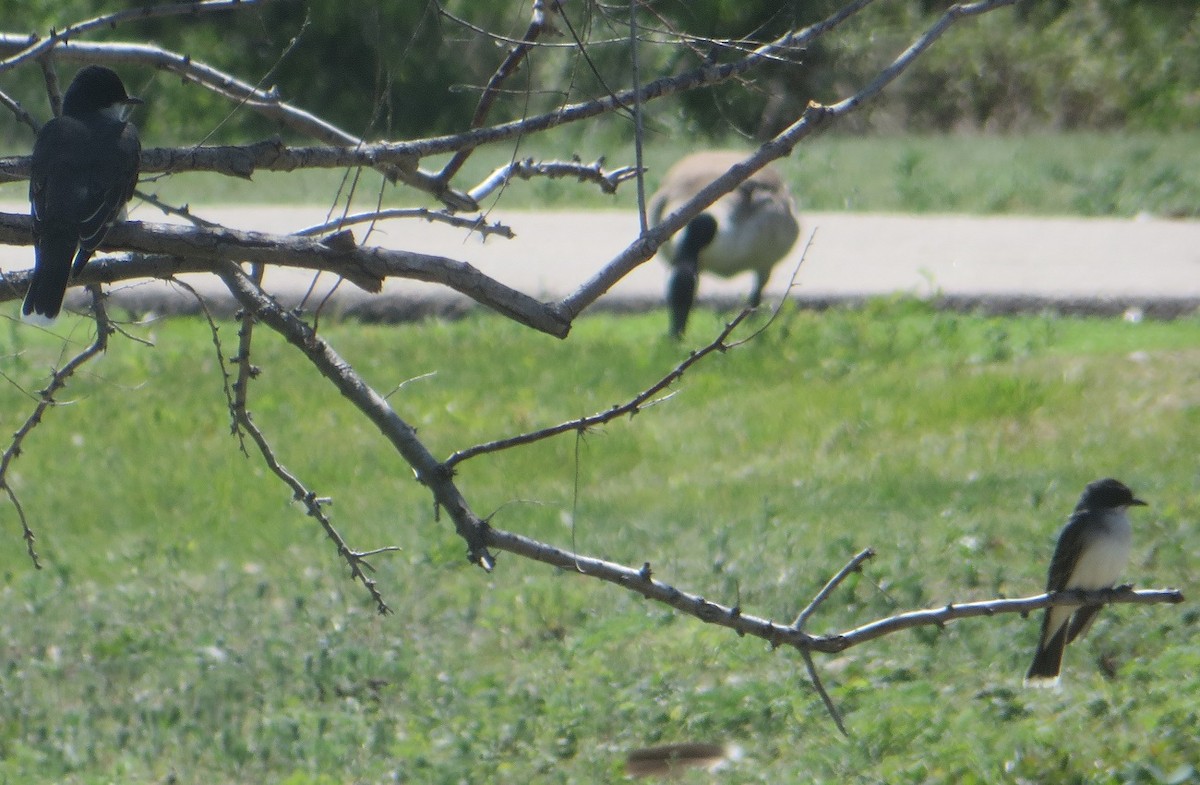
[[1025, 615, 1070, 684], [22, 235, 77, 323]]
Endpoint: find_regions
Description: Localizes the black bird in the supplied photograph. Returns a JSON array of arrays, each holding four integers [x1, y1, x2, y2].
[[649, 151, 800, 338], [23, 65, 142, 323], [1026, 478, 1145, 684]]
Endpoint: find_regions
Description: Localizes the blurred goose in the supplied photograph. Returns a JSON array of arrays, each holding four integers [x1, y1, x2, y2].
[[649, 150, 800, 337]]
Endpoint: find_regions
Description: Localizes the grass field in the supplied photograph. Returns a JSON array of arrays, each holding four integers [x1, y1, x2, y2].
[[0, 302, 1197, 783], [137, 131, 1200, 219]]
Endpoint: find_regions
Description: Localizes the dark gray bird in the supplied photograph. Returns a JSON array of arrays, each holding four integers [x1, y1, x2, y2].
[[23, 65, 142, 323], [1026, 478, 1145, 683], [649, 151, 799, 338]]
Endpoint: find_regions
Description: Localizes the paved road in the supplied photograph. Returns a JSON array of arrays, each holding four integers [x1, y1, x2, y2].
[[3, 203, 1199, 319]]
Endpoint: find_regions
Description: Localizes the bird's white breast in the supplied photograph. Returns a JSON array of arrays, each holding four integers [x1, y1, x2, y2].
[[1066, 509, 1132, 590]]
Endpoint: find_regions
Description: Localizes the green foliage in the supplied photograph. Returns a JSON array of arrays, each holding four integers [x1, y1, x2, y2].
[[2, 1, 1199, 147], [0, 303, 1197, 782]]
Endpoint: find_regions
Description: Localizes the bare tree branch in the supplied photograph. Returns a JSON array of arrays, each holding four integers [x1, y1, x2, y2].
[[0, 0, 870, 201], [555, 0, 1021, 320], [486, 526, 1185, 655], [793, 548, 876, 629], [0, 214, 569, 337], [294, 209, 515, 241], [0, 287, 114, 569], [444, 309, 752, 470], [0, 0, 1106, 674], [0, 85, 39, 132], [212, 260, 496, 569], [0, 0, 260, 74], [171, 277, 246, 451], [437, 0, 559, 183], [467, 157, 640, 203], [801, 648, 848, 737]]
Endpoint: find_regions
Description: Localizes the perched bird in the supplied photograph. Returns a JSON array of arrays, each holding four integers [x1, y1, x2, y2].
[[648, 150, 799, 337], [1026, 478, 1145, 684], [23, 65, 142, 323]]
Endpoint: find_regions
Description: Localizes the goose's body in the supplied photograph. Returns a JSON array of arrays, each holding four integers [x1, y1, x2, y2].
[[649, 151, 799, 337]]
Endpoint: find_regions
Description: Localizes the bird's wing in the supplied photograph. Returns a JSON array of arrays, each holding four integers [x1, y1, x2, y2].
[[27, 117, 84, 233], [75, 121, 140, 262], [1044, 514, 1088, 592]]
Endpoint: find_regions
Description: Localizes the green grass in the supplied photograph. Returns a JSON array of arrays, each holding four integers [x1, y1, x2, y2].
[[1, 301, 1198, 783], [132, 131, 1200, 218]]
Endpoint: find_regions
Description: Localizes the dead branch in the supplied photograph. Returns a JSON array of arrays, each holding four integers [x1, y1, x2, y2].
[[295, 209, 515, 241], [555, 0, 1022, 320], [0, 1, 1056, 632], [485, 526, 1184, 655], [468, 158, 641, 203], [437, 0, 560, 183], [444, 309, 752, 470], [793, 547, 876, 629], [0, 85, 39, 133], [831, 586, 1185, 649], [0, 213, 568, 337], [0, 0, 256, 74], [0, 0, 866, 199], [0, 287, 114, 569], [212, 260, 496, 570]]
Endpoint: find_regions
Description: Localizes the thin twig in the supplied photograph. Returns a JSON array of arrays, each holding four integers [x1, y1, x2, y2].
[[0, 85, 38, 132], [466, 158, 640, 203], [294, 208, 514, 240], [444, 309, 752, 470], [215, 263, 399, 613], [437, 0, 554, 183], [0, 0, 261, 74], [0, 287, 113, 568], [793, 547, 875, 629], [212, 260, 492, 569], [235, 403, 397, 615], [135, 190, 223, 229], [170, 277, 243, 452], [487, 526, 1185, 656], [801, 649, 848, 737], [231, 263, 263, 450], [630, 0, 648, 234], [728, 227, 818, 350]]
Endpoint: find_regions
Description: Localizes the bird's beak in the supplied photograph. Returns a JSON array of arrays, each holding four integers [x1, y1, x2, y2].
[[1130, 497, 1148, 507]]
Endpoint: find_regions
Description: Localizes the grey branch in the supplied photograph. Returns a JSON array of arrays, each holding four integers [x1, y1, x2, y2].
[[0, 213, 568, 337], [0, 1, 258, 74], [486, 527, 1185, 655], [0, 287, 114, 569], [444, 309, 752, 470], [793, 548, 876, 629], [295, 209, 516, 241], [212, 261, 496, 569], [553, 0, 1021, 320], [468, 158, 641, 203], [437, 0, 560, 183], [0, 0, 872, 206]]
